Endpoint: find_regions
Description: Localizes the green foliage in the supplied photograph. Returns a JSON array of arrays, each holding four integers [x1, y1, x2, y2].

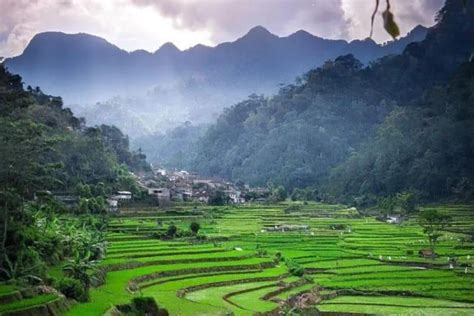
[[378, 192, 418, 216], [63, 252, 99, 298], [191, 56, 389, 190], [132, 122, 206, 170], [270, 186, 287, 202], [329, 62, 474, 203], [274, 251, 283, 264], [77, 197, 107, 215], [418, 209, 452, 252], [166, 225, 178, 238], [0, 249, 46, 284], [291, 188, 321, 202], [0, 64, 140, 287], [255, 244, 268, 258], [329, 223, 347, 230], [285, 258, 305, 277], [208, 190, 227, 206], [189, 222, 200, 235], [284, 204, 302, 213], [58, 277, 88, 302], [117, 297, 169, 316]]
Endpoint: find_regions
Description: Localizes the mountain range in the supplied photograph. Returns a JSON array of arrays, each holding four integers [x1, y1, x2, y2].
[[5, 25, 428, 137]]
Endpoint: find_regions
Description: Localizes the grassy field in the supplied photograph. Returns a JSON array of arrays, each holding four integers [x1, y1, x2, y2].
[[3, 202, 472, 315]]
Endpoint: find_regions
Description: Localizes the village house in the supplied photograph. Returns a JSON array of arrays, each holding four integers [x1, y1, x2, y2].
[[51, 192, 79, 208], [173, 189, 193, 202], [223, 189, 246, 204], [251, 187, 271, 195], [115, 191, 132, 201], [35, 190, 78, 208], [193, 190, 210, 203], [193, 179, 214, 187], [153, 167, 167, 176], [386, 215, 402, 224], [148, 187, 171, 207]]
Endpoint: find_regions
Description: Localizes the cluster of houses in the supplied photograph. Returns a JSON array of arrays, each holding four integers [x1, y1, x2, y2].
[[36, 168, 271, 212], [136, 168, 270, 207]]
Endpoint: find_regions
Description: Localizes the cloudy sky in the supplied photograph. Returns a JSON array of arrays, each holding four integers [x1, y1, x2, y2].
[[1, 0, 444, 58]]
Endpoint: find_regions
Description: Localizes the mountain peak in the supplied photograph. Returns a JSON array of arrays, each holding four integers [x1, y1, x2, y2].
[[29, 32, 113, 47], [407, 25, 428, 38], [288, 29, 317, 40], [157, 42, 180, 53], [244, 26, 276, 39], [22, 31, 123, 57]]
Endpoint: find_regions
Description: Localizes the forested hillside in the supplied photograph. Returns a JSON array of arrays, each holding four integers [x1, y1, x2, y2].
[[0, 66, 149, 198], [0, 64, 149, 283], [133, 122, 208, 171], [186, 0, 474, 202], [329, 61, 474, 203]]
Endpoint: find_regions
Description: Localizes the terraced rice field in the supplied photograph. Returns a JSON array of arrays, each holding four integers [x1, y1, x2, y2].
[[59, 203, 474, 315], [0, 284, 70, 316]]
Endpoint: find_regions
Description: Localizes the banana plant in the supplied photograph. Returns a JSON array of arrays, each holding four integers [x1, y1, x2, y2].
[[63, 251, 99, 290]]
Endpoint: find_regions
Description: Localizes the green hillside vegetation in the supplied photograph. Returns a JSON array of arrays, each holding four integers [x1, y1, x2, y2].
[[0, 63, 149, 305], [180, 0, 474, 204], [329, 61, 474, 203]]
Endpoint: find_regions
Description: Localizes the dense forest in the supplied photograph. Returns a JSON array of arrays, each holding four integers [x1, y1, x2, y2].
[[156, 0, 474, 204], [0, 64, 149, 293]]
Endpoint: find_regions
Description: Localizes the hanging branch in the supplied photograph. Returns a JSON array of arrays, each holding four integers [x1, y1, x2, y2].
[[369, 0, 380, 38]]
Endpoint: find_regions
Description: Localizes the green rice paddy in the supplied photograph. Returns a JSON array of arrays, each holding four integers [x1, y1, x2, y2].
[[72, 203, 474, 315], [2, 202, 473, 315]]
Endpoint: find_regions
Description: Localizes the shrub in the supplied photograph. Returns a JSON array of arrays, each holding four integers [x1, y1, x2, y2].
[[189, 222, 200, 235], [406, 250, 414, 255], [284, 205, 301, 213], [58, 277, 88, 302], [274, 252, 283, 264], [166, 224, 178, 238], [329, 223, 347, 230], [196, 234, 207, 241], [256, 248, 268, 257], [116, 297, 169, 316], [285, 259, 305, 277], [303, 275, 314, 283]]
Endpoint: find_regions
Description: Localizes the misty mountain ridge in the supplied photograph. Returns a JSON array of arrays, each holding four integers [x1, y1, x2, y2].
[[5, 25, 428, 138]]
